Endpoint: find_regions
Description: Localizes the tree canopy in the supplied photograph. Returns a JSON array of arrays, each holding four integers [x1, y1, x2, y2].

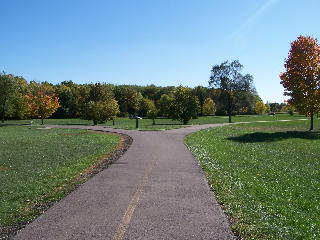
[[168, 86, 200, 124], [0, 71, 264, 123], [80, 99, 119, 125], [255, 100, 266, 115], [203, 98, 216, 115], [280, 35, 320, 130], [0, 73, 28, 122], [25, 82, 60, 124], [209, 60, 255, 123]]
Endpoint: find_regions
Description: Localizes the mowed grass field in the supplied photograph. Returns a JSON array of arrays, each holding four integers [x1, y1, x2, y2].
[[185, 118, 320, 239], [5, 114, 309, 130], [0, 126, 120, 228]]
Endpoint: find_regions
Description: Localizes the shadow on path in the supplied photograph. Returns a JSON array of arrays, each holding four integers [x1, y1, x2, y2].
[[227, 131, 320, 143], [0, 123, 30, 127]]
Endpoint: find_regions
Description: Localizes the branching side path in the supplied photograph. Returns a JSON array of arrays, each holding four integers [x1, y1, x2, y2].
[[14, 123, 236, 240]]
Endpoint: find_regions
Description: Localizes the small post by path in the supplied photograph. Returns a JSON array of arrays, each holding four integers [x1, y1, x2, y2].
[[136, 118, 139, 128]]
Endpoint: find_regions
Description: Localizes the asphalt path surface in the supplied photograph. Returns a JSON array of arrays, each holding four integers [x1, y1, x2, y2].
[[14, 124, 235, 240]]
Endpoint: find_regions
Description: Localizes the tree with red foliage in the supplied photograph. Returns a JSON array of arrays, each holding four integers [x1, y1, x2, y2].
[[280, 36, 320, 130], [25, 83, 60, 124]]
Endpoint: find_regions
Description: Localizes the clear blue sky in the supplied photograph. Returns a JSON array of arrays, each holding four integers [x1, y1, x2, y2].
[[1, 0, 319, 102]]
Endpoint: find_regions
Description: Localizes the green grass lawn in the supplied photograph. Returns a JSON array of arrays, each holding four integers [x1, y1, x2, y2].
[[105, 114, 310, 130], [0, 126, 120, 228], [3, 114, 310, 130], [185, 119, 320, 239]]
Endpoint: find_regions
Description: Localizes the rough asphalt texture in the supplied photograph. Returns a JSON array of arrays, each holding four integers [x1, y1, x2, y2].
[[14, 124, 235, 240]]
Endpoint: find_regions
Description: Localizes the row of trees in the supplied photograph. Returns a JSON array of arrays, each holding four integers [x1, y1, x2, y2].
[[0, 70, 263, 124], [0, 76, 62, 124], [9, 57, 312, 125], [3, 35, 316, 126]]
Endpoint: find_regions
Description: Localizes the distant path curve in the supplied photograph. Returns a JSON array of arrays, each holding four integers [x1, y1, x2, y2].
[[14, 123, 235, 240]]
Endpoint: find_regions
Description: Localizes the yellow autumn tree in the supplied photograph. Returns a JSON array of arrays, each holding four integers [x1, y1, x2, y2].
[[255, 100, 266, 115], [203, 98, 216, 115]]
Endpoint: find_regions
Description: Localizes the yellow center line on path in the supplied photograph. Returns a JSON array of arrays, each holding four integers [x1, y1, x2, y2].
[[112, 158, 156, 240]]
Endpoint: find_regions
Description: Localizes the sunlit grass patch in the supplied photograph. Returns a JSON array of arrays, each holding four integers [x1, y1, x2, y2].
[[3, 114, 309, 131], [0, 126, 120, 227], [185, 119, 320, 239]]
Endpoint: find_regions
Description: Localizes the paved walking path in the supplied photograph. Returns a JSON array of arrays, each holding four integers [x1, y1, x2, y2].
[[14, 124, 235, 240]]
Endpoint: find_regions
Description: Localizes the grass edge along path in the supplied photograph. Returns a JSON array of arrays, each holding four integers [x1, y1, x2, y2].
[[0, 126, 132, 240], [185, 120, 320, 239]]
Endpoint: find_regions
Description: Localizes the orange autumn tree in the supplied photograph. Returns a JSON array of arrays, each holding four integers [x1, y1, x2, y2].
[[280, 35, 320, 130], [25, 82, 60, 124]]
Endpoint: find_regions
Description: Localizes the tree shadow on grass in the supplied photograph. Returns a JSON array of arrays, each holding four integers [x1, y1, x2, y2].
[[55, 123, 90, 126], [0, 123, 30, 127], [153, 123, 184, 126], [227, 131, 320, 143]]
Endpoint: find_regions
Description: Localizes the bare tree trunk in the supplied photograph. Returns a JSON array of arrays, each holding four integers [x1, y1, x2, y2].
[[1, 99, 6, 123], [227, 92, 232, 123], [310, 110, 314, 131], [41, 118, 44, 125], [228, 100, 232, 123]]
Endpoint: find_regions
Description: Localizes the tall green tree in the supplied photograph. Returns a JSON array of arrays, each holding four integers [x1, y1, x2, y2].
[[5, 75, 28, 120], [269, 102, 286, 112], [55, 84, 73, 118], [209, 60, 255, 123], [79, 83, 119, 125], [158, 94, 173, 117], [114, 86, 141, 115], [169, 86, 200, 124], [138, 97, 156, 117], [141, 85, 159, 101], [0, 73, 28, 122], [192, 86, 208, 116], [81, 99, 119, 125], [146, 100, 158, 125], [88, 83, 114, 102]]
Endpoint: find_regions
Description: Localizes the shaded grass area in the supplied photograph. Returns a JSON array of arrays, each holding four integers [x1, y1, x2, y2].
[[185, 119, 320, 239], [4, 118, 91, 125], [3, 114, 307, 130], [228, 131, 320, 142], [0, 126, 120, 230]]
